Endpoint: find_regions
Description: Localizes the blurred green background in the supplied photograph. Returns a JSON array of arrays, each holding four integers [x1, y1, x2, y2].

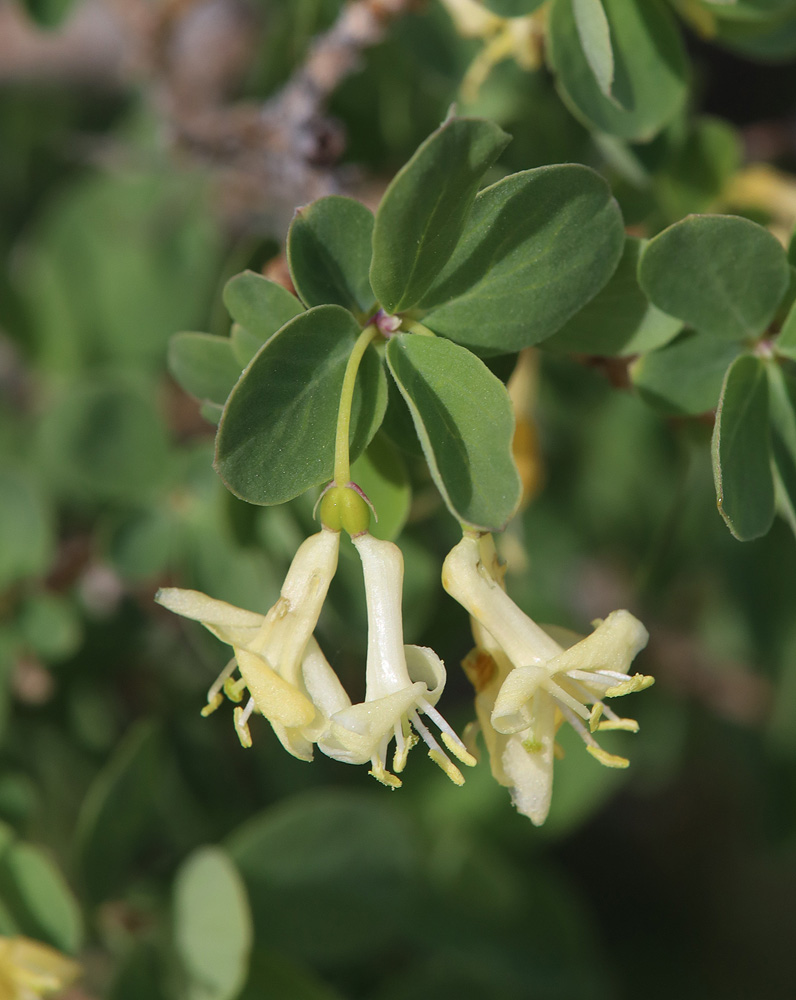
[[1, 1, 796, 997]]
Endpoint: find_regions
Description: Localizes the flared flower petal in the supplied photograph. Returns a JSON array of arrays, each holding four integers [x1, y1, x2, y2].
[[0, 935, 81, 999], [444, 533, 652, 824], [321, 532, 475, 787], [155, 528, 341, 754]]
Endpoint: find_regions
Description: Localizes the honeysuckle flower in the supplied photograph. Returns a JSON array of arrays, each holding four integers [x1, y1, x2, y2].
[[442, 533, 652, 825], [0, 935, 80, 999], [156, 528, 346, 758], [319, 532, 476, 788]]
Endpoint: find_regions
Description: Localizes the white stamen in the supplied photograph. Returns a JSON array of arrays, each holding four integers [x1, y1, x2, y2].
[[557, 703, 600, 750], [546, 678, 592, 721], [410, 709, 444, 754], [208, 658, 238, 701]]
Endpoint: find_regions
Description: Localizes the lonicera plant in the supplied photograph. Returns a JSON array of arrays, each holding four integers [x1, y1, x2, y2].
[[161, 114, 656, 823]]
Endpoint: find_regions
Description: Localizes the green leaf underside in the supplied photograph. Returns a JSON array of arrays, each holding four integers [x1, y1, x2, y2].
[[573, 0, 615, 100], [174, 847, 253, 1000], [350, 434, 411, 542], [370, 117, 510, 314], [215, 307, 387, 505], [547, 0, 687, 141], [631, 331, 742, 415], [222, 271, 304, 343], [480, 0, 547, 13], [419, 164, 624, 353], [776, 296, 796, 361], [638, 215, 790, 340], [169, 333, 243, 407], [767, 363, 796, 535], [288, 196, 376, 316], [543, 237, 682, 356], [386, 334, 521, 531], [711, 354, 775, 540]]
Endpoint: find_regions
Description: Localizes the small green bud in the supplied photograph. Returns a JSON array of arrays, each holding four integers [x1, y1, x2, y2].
[[319, 485, 371, 536]]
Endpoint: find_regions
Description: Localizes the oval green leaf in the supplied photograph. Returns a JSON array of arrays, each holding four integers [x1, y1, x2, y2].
[[543, 237, 682, 356], [174, 847, 253, 1000], [639, 215, 789, 341], [0, 842, 83, 953], [169, 333, 242, 407], [370, 116, 510, 314], [385, 334, 521, 530], [288, 196, 376, 317], [766, 362, 796, 536], [75, 720, 163, 902], [222, 271, 304, 343], [0, 470, 54, 589], [419, 164, 624, 353], [226, 791, 419, 966], [631, 330, 743, 414], [547, 0, 687, 141], [711, 354, 775, 540], [215, 306, 387, 505]]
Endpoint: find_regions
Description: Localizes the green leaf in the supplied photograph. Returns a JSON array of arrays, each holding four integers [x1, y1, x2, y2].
[[18, 594, 82, 662], [480, 0, 547, 13], [370, 116, 510, 313], [776, 296, 796, 361], [385, 334, 521, 530], [174, 847, 253, 1000], [215, 307, 387, 505], [75, 720, 163, 902], [418, 165, 624, 353], [766, 363, 796, 535], [711, 354, 775, 540], [169, 333, 242, 407], [226, 790, 419, 966], [631, 331, 742, 414], [239, 951, 344, 1000], [230, 324, 264, 368], [547, 0, 687, 141], [350, 434, 411, 541], [0, 469, 54, 589], [222, 271, 304, 343], [288, 197, 376, 317], [0, 842, 83, 953], [38, 379, 171, 502], [638, 215, 790, 340], [573, 0, 615, 100], [543, 237, 682, 356]]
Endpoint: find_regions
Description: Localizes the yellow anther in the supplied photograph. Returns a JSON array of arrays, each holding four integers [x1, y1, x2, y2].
[[586, 746, 630, 769], [224, 677, 246, 703], [604, 674, 655, 697], [597, 717, 639, 733], [441, 732, 477, 767], [233, 707, 253, 748], [201, 692, 224, 717], [589, 703, 604, 733], [429, 749, 465, 786], [553, 742, 566, 760], [369, 760, 402, 789], [393, 731, 418, 774]]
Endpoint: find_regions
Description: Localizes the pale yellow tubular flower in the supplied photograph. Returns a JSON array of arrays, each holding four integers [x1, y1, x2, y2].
[[319, 533, 476, 788], [442, 534, 652, 824], [156, 528, 341, 756], [0, 935, 80, 999]]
